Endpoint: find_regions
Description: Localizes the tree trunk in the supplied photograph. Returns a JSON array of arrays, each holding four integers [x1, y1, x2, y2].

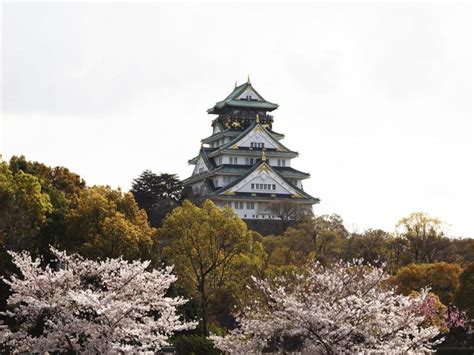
[[199, 276, 208, 336]]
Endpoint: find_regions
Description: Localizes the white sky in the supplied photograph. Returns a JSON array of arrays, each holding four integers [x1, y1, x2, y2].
[[1, 2, 473, 236]]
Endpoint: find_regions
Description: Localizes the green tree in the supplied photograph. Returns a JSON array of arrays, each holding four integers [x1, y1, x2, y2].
[[160, 200, 256, 335], [9, 155, 85, 199], [131, 170, 183, 227], [343, 229, 391, 266], [455, 263, 474, 318], [0, 162, 52, 251], [260, 215, 348, 274], [0, 161, 53, 312], [262, 228, 315, 269], [7, 155, 86, 256], [450, 238, 474, 266], [299, 214, 348, 265], [391, 262, 462, 305]]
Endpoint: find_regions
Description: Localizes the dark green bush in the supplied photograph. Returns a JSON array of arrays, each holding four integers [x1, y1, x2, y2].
[[172, 335, 221, 355]]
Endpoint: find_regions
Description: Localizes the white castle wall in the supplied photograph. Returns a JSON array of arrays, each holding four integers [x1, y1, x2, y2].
[[216, 200, 277, 220]]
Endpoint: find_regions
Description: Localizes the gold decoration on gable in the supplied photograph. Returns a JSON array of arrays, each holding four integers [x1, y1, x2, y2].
[[257, 165, 270, 173]]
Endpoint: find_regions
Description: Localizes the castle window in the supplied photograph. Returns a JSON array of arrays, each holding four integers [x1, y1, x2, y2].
[[234, 201, 244, 209], [250, 142, 264, 149], [282, 160, 286, 167], [198, 167, 204, 174], [252, 183, 275, 191], [247, 202, 255, 209]]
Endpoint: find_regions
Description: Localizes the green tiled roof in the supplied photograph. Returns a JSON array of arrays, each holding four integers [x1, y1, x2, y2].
[[188, 148, 216, 165], [217, 164, 310, 179], [213, 194, 319, 204], [208, 82, 278, 114]]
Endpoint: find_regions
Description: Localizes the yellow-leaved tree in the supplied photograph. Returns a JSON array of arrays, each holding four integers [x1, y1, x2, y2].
[[63, 186, 156, 262]]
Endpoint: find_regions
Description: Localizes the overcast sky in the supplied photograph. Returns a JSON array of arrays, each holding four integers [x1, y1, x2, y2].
[[1, 2, 472, 236]]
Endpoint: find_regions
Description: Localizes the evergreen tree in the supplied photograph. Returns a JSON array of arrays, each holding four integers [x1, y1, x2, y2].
[[131, 170, 183, 227]]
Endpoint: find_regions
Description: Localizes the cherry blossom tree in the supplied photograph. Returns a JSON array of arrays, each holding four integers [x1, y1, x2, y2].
[[1, 247, 196, 353], [211, 260, 442, 354]]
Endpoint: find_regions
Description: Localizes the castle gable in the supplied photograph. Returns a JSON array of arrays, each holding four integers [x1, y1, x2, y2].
[[218, 163, 305, 198]]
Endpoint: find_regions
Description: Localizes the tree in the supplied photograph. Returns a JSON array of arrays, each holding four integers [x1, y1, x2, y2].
[[9, 155, 85, 199], [267, 201, 312, 232], [450, 238, 474, 266], [131, 170, 183, 227], [160, 200, 255, 335], [343, 229, 391, 266], [455, 263, 474, 318], [2, 247, 196, 352], [260, 215, 348, 271], [397, 212, 451, 264], [63, 186, 156, 262], [0, 162, 52, 251], [391, 262, 462, 305], [4, 156, 86, 257], [211, 261, 442, 354]]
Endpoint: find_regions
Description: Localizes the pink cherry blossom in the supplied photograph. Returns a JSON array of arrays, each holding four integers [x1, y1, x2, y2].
[[211, 260, 442, 353], [1, 247, 196, 352]]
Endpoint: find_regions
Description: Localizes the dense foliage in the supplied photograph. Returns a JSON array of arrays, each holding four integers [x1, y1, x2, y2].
[[1, 156, 473, 352]]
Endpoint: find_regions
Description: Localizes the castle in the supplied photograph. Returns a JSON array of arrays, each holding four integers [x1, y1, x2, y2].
[[183, 78, 318, 225]]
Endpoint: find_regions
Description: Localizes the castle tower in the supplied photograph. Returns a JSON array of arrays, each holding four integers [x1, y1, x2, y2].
[[183, 79, 319, 222]]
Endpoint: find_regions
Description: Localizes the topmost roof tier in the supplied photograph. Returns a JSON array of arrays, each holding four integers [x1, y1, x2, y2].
[[207, 79, 279, 115]]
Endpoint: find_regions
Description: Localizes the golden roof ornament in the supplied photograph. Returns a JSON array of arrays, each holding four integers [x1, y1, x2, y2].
[[256, 114, 260, 124], [262, 149, 267, 162], [247, 75, 251, 84]]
